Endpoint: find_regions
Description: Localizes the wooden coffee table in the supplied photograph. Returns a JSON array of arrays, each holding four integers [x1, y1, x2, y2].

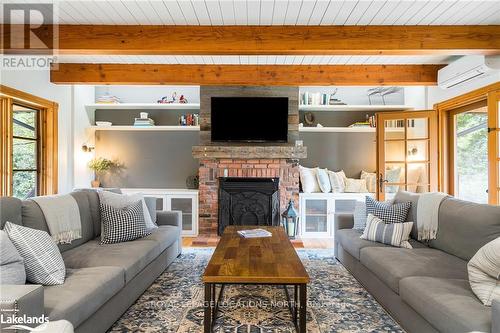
[[202, 226, 310, 333]]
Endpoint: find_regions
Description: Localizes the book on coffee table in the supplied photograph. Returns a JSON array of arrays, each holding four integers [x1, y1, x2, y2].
[[237, 228, 272, 238]]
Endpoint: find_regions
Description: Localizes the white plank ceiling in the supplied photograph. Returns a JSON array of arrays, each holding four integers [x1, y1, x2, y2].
[[55, 54, 457, 64], [3, 0, 500, 25]]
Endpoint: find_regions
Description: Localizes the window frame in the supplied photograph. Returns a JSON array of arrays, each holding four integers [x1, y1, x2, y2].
[[1, 85, 58, 197]]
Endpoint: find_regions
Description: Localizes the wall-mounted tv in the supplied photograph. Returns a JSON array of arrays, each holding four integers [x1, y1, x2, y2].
[[211, 97, 288, 143]]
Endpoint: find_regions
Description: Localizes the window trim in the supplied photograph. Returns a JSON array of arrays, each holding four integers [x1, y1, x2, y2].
[[1, 85, 58, 196]]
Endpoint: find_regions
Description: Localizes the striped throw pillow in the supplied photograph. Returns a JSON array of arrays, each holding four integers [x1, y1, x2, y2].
[[361, 214, 414, 249], [468, 237, 500, 306], [366, 196, 411, 224]]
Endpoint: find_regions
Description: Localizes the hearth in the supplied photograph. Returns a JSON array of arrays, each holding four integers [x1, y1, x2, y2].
[[218, 177, 280, 235]]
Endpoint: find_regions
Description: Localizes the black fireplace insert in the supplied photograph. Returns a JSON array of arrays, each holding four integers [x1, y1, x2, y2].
[[218, 177, 280, 235]]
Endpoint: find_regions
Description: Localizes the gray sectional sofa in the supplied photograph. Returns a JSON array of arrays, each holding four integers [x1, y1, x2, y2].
[[334, 191, 500, 333], [0, 190, 182, 333]]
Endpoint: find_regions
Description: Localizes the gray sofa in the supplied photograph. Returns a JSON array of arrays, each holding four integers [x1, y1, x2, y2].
[[0, 190, 182, 333], [334, 191, 500, 333]]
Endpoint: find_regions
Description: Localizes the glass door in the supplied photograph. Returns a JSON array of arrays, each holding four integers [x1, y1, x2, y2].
[[376, 111, 438, 201], [166, 194, 198, 236], [300, 197, 332, 237]]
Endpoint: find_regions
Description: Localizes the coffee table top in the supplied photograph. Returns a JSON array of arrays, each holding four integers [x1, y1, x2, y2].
[[202, 226, 310, 284]]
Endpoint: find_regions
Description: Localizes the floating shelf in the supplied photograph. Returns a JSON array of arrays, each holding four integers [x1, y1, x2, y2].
[[299, 105, 413, 112], [299, 127, 375, 133], [85, 103, 200, 124], [89, 125, 200, 132]]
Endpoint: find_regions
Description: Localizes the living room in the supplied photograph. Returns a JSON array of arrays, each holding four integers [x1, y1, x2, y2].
[[1, 1, 500, 332]]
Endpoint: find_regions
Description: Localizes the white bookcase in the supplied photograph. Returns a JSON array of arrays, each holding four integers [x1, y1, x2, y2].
[[121, 189, 199, 236], [298, 192, 374, 238]]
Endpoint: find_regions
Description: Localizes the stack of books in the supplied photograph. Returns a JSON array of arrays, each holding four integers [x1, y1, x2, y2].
[[237, 229, 272, 238], [179, 113, 199, 126], [96, 95, 120, 104], [133, 118, 155, 127]]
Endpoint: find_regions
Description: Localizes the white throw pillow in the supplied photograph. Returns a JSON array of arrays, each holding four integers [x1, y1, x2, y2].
[[4, 222, 65, 285], [344, 178, 369, 193], [468, 237, 500, 306], [328, 170, 347, 193], [299, 166, 321, 193], [98, 191, 157, 231], [316, 168, 331, 193], [361, 171, 377, 193]]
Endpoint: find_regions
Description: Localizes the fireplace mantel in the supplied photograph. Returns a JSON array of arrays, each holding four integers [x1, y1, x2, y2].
[[192, 145, 307, 159]]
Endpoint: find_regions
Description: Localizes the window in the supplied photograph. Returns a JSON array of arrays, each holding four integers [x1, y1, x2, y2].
[[1, 85, 58, 197]]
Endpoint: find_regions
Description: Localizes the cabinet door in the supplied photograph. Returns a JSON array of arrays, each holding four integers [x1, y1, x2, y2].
[[166, 194, 198, 236], [301, 197, 332, 237]]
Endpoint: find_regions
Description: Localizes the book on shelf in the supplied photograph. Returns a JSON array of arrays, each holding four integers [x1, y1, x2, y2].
[[179, 113, 199, 126], [237, 229, 272, 238], [349, 121, 371, 128], [134, 118, 155, 126]]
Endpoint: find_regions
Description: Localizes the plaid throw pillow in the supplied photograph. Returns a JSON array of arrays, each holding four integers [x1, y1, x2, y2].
[[361, 214, 413, 249], [100, 200, 151, 244], [366, 196, 411, 224]]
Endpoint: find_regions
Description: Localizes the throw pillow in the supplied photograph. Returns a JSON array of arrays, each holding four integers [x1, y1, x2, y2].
[[361, 171, 377, 193], [361, 214, 413, 249], [366, 196, 411, 224], [3, 222, 65, 285], [98, 191, 157, 231], [100, 200, 151, 244], [299, 166, 321, 193], [344, 178, 369, 193], [353, 201, 367, 230], [0, 230, 26, 284], [316, 168, 331, 193], [468, 237, 500, 306], [327, 170, 347, 193]]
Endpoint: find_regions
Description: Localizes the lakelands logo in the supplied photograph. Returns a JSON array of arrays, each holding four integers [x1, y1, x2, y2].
[[1, 313, 50, 331], [1, 3, 58, 70]]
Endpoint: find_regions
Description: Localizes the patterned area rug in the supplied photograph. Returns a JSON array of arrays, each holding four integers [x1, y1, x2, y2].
[[109, 248, 403, 333]]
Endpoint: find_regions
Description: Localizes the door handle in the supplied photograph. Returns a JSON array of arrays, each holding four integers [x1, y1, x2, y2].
[[379, 173, 388, 192]]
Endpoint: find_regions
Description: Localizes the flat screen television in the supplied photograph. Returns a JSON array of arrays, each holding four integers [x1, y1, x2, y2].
[[211, 97, 288, 142]]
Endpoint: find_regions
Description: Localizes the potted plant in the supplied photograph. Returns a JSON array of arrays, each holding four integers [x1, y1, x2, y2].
[[88, 157, 114, 188]]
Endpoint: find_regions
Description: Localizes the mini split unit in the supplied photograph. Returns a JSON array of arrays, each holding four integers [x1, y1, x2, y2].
[[438, 55, 500, 89]]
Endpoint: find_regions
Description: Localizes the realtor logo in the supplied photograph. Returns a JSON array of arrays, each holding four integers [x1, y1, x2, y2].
[[1, 3, 58, 70]]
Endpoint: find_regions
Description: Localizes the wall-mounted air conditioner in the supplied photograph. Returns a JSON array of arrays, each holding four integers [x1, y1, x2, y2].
[[438, 55, 500, 89]]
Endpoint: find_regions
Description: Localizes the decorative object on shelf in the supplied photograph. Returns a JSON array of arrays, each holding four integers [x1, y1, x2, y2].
[[140, 112, 148, 119], [179, 113, 199, 126], [157, 92, 187, 104], [179, 95, 188, 104], [328, 88, 345, 105], [186, 175, 199, 189], [96, 95, 120, 104], [367, 87, 402, 105], [95, 121, 112, 127], [304, 111, 315, 126], [282, 199, 298, 239], [87, 157, 115, 188], [134, 113, 155, 127], [300, 89, 345, 106], [81, 143, 94, 153]]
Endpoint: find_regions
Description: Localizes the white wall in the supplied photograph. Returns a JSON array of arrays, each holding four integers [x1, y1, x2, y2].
[[73, 85, 95, 188]]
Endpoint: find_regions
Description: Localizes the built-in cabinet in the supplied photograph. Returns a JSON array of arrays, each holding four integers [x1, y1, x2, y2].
[[298, 192, 375, 238], [121, 189, 198, 236]]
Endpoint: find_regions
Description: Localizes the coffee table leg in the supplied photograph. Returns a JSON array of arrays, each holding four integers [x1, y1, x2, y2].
[[204, 283, 212, 333], [293, 285, 298, 325], [299, 284, 307, 333]]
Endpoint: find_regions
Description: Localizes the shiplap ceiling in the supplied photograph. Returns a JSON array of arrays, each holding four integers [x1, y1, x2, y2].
[[54, 54, 457, 64], [3, 0, 500, 25]]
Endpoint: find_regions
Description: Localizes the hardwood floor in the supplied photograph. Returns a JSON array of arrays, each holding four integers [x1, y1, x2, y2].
[[182, 236, 334, 249]]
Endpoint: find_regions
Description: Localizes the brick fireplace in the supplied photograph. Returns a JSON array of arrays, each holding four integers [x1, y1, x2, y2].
[[192, 86, 306, 237]]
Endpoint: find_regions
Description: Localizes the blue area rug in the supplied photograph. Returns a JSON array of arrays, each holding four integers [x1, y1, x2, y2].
[[109, 248, 403, 332]]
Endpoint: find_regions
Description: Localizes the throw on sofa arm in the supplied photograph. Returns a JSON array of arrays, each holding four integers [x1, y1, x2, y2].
[[0, 285, 44, 330], [156, 210, 182, 227], [493, 299, 500, 333]]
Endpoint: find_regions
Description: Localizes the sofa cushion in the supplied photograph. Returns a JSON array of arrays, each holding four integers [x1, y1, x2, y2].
[[142, 225, 180, 254], [0, 197, 22, 228], [400, 277, 491, 333], [44, 266, 125, 327], [62, 239, 159, 283], [360, 247, 468, 294], [430, 197, 500, 261]]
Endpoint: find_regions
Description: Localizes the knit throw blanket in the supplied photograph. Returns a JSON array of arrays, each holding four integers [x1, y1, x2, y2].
[[416, 192, 448, 241], [31, 194, 82, 244]]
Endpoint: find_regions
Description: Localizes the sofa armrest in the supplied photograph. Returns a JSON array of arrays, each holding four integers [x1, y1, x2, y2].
[[334, 213, 354, 231], [493, 299, 500, 333], [0, 285, 44, 329], [156, 210, 182, 227]]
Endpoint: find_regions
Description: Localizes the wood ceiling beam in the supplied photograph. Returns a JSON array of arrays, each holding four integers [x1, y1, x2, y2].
[[3, 25, 500, 55], [50, 64, 441, 85]]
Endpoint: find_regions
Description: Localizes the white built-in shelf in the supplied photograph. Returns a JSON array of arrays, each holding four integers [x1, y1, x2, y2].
[[85, 103, 200, 124], [299, 126, 375, 133], [299, 105, 413, 112], [89, 125, 200, 132]]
